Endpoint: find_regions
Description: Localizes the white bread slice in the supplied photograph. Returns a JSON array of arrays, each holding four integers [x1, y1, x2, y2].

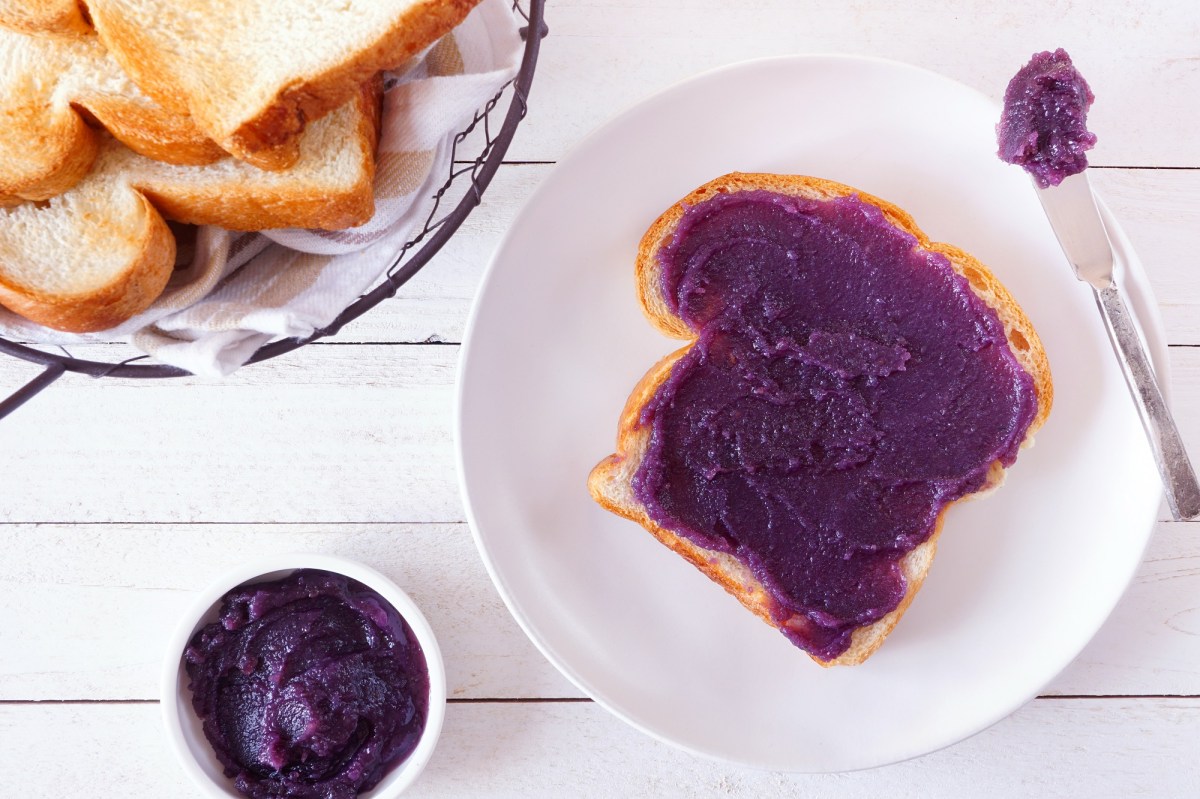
[[0, 85, 380, 332], [84, 0, 480, 170], [0, 25, 222, 204], [588, 173, 1053, 667], [0, 0, 90, 35]]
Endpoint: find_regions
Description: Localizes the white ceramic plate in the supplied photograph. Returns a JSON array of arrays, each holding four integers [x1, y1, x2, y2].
[[456, 56, 1164, 772]]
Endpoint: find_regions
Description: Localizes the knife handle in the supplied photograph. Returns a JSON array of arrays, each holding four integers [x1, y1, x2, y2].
[[1096, 284, 1200, 520]]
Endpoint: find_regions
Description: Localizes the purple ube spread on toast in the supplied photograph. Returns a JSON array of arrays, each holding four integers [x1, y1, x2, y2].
[[630, 191, 1038, 661], [185, 570, 429, 799], [997, 48, 1097, 188]]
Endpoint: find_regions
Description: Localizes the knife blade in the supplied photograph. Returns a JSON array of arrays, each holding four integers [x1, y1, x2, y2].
[[1036, 172, 1200, 520]]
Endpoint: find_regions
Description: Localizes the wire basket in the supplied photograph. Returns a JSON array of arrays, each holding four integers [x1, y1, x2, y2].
[[0, 0, 547, 419]]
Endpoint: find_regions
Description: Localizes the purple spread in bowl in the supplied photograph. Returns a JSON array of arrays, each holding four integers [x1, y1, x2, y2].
[[997, 48, 1097, 188], [631, 190, 1038, 661], [184, 569, 430, 799]]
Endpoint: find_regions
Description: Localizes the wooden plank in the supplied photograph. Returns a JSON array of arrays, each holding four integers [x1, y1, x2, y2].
[[510, 1, 1200, 167], [1091, 169, 1200, 344], [0, 524, 579, 701], [1049, 520, 1200, 697], [0, 345, 461, 524], [2, 518, 1200, 702], [2, 698, 1198, 796], [4, 344, 1200, 525]]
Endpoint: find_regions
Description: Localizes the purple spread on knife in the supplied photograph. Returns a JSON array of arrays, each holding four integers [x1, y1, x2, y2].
[[185, 569, 429, 799], [630, 191, 1038, 661], [997, 48, 1097, 188]]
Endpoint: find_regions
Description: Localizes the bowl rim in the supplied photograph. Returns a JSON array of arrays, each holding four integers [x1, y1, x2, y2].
[[160, 553, 447, 799]]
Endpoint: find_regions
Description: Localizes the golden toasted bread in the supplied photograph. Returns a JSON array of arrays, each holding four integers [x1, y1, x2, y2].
[[0, 25, 222, 204], [0, 84, 380, 333], [0, 0, 90, 36], [83, 0, 481, 170]]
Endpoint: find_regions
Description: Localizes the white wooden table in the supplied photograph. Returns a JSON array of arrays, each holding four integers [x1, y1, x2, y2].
[[3, 2, 1200, 795]]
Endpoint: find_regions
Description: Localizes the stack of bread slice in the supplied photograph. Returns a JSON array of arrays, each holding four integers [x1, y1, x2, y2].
[[0, 0, 480, 332]]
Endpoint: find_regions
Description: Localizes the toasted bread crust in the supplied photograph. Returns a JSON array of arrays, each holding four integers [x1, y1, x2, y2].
[[0, 192, 174, 332], [0, 107, 98, 201], [230, 0, 477, 169], [139, 80, 381, 230], [81, 96, 225, 167], [0, 0, 90, 36], [589, 173, 1053, 666], [0, 26, 225, 202], [88, 0, 478, 171]]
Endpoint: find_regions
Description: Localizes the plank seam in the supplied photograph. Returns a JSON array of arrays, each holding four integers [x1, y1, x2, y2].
[[4, 695, 1198, 706]]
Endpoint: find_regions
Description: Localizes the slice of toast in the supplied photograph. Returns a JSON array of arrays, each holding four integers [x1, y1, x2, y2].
[[588, 173, 1052, 667], [0, 25, 222, 204], [0, 84, 380, 333], [0, 0, 90, 35], [83, 0, 480, 170]]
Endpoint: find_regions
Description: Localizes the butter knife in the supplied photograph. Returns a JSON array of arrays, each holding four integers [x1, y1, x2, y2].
[[1036, 172, 1200, 520]]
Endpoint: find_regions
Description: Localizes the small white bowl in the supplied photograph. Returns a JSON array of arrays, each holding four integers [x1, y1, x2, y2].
[[161, 554, 446, 799]]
